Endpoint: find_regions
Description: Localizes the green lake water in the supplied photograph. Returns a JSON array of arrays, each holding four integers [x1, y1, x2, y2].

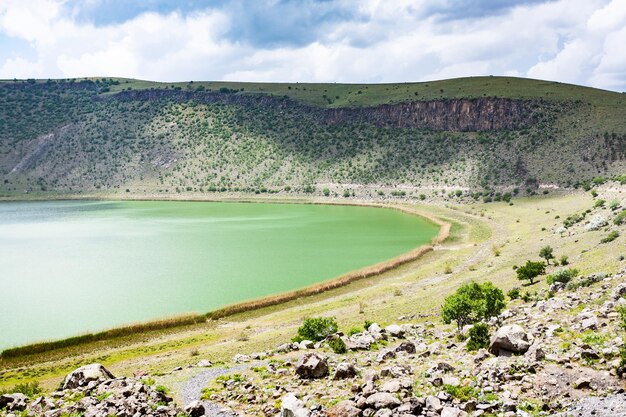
[[0, 201, 438, 349]]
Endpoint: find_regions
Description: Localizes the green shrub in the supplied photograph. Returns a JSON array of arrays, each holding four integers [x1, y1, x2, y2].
[[539, 246, 554, 264], [559, 255, 569, 266], [467, 322, 490, 351], [515, 260, 546, 284], [601, 231, 620, 243], [293, 317, 338, 342], [594, 199, 605, 208], [507, 287, 520, 300], [327, 337, 347, 354], [443, 384, 477, 401], [546, 268, 579, 285], [0, 382, 43, 397], [347, 327, 361, 336], [442, 282, 505, 331], [364, 320, 374, 331], [614, 211, 626, 225]]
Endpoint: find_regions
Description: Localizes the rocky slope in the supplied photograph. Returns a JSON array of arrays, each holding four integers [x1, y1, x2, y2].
[[0, 77, 624, 196], [193, 267, 626, 417]]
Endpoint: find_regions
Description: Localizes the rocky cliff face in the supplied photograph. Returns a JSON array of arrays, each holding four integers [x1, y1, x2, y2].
[[112, 90, 555, 132]]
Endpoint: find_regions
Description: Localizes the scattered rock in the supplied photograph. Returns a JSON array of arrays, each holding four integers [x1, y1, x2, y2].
[[489, 325, 531, 356], [281, 393, 309, 417], [295, 353, 329, 379], [573, 377, 591, 389], [61, 363, 115, 390], [333, 362, 358, 380], [365, 392, 401, 409], [0, 393, 28, 412], [184, 400, 205, 417], [327, 400, 361, 417]]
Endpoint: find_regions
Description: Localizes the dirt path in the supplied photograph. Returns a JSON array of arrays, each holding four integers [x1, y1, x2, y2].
[[180, 362, 263, 416]]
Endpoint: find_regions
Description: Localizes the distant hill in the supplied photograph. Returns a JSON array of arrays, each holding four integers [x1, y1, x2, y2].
[[0, 76, 624, 198]]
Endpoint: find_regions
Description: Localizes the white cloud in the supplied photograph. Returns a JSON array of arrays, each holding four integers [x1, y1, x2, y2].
[[0, 0, 624, 91]]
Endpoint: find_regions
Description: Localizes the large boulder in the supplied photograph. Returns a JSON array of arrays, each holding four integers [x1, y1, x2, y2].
[[0, 393, 28, 411], [326, 400, 361, 417], [61, 363, 115, 390], [295, 353, 329, 379], [488, 325, 531, 356], [184, 400, 205, 417], [333, 362, 358, 380], [346, 333, 376, 350], [365, 392, 401, 409], [281, 393, 309, 417]]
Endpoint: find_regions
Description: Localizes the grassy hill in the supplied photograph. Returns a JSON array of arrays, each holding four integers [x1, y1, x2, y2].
[[0, 76, 624, 198]]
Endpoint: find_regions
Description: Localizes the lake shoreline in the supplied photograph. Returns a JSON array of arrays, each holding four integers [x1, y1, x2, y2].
[[0, 198, 449, 358]]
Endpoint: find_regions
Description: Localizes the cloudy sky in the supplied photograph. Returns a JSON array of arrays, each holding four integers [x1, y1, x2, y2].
[[0, 0, 625, 91]]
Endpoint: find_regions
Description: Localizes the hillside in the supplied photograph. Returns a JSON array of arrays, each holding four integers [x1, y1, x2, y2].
[[0, 76, 625, 198]]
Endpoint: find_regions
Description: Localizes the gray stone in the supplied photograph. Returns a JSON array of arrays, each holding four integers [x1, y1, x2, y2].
[[441, 407, 468, 417], [281, 393, 309, 417], [333, 362, 358, 380], [385, 325, 404, 337], [488, 325, 531, 356], [62, 363, 115, 390], [295, 353, 329, 379], [327, 400, 361, 417], [425, 396, 442, 412], [365, 392, 401, 409], [0, 393, 28, 412], [184, 400, 205, 417]]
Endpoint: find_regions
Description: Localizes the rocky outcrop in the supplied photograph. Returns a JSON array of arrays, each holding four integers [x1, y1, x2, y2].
[[1, 364, 184, 417], [61, 363, 115, 389], [112, 89, 554, 132], [488, 324, 531, 355], [295, 353, 329, 379]]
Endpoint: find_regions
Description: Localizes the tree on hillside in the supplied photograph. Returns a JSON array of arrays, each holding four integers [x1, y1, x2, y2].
[[515, 260, 546, 285], [442, 281, 506, 332], [539, 245, 554, 265]]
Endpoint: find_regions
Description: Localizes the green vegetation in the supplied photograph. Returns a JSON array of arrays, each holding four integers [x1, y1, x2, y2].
[[0, 381, 42, 396], [507, 287, 521, 300], [327, 336, 347, 354], [467, 322, 490, 351], [601, 231, 620, 243], [292, 317, 338, 342], [515, 260, 546, 285], [546, 268, 579, 285], [442, 281, 505, 332], [539, 246, 554, 264], [0, 76, 624, 195]]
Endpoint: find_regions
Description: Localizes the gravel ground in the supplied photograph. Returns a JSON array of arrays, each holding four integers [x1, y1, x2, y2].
[[558, 393, 626, 417], [180, 362, 264, 417]]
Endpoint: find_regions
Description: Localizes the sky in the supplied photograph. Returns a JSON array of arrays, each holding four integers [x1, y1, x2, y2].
[[0, 0, 625, 91]]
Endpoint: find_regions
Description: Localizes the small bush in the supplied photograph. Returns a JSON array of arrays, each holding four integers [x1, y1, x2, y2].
[[443, 384, 477, 401], [347, 327, 362, 336], [559, 255, 569, 266], [0, 382, 42, 397], [546, 268, 579, 285], [293, 317, 338, 342], [467, 322, 490, 351], [601, 231, 620, 243], [328, 337, 347, 354], [363, 320, 374, 331], [507, 287, 520, 300], [614, 211, 626, 225]]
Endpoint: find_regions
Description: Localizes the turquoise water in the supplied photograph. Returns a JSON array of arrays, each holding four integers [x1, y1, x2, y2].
[[0, 201, 438, 349]]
